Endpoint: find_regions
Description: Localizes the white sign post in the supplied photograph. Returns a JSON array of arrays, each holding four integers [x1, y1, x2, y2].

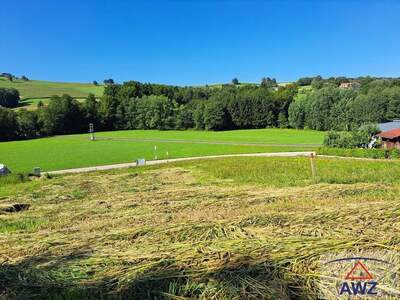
[[89, 123, 95, 141]]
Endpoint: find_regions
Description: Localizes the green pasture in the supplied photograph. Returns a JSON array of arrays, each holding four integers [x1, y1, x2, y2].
[[17, 97, 89, 110], [0, 129, 323, 173], [0, 77, 103, 109], [95, 128, 323, 145]]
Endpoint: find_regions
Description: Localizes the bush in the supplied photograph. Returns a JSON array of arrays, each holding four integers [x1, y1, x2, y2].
[[323, 124, 379, 149], [0, 173, 28, 185], [0, 88, 20, 108], [323, 131, 356, 148], [390, 149, 400, 159]]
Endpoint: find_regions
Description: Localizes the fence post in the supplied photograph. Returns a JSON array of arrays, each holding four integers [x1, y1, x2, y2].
[[310, 153, 316, 181]]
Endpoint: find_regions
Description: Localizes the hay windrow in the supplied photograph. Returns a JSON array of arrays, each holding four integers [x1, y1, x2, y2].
[[1, 157, 400, 299]]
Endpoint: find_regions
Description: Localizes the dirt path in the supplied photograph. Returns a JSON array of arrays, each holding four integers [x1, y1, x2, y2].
[[47, 151, 315, 175], [96, 137, 321, 148]]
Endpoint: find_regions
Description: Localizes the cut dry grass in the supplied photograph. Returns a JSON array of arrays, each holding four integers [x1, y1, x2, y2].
[[0, 157, 399, 299]]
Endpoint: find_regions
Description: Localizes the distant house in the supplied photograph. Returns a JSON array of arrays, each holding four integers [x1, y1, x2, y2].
[[376, 128, 400, 150], [339, 82, 360, 89], [378, 120, 400, 132]]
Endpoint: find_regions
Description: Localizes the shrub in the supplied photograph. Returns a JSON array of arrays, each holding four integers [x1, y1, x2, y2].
[[0, 88, 20, 108], [323, 131, 356, 148], [323, 124, 379, 149], [390, 149, 400, 159], [0, 173, 28, 185]]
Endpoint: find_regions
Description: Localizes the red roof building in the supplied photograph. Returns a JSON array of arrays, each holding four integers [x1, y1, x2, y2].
[[376, 128, 400, 149]]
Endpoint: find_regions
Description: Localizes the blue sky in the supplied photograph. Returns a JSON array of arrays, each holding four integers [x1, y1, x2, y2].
[[1, 0, 400, 85]]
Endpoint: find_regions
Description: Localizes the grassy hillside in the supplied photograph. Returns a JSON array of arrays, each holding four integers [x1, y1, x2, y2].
[[1, 156, 399, 298], [0, 77, 104, 98], [0, 129, 323, 173], [0, 77, 104, 109]]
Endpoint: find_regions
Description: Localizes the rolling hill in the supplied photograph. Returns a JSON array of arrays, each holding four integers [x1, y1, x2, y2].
[[0, 76, 297, 110], [0, 77, 104, 109]]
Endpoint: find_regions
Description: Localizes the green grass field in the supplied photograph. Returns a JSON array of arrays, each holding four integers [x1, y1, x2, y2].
[[0, 77, 104, 109], [94, 128, 323, 144], [1, 156, 399, 298], [0, 129, 323, 173], [16, 97, 89, 111]]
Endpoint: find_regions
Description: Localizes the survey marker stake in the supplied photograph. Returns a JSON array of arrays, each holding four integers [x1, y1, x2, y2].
[[310, 152, 316, 181], [89, 123, 95, 141]]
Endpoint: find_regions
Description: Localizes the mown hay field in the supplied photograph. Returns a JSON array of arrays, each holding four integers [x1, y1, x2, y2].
[[0, 156, 399, 299]]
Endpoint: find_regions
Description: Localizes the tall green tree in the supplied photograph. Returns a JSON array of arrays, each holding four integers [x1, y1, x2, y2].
[[204, 101, 230, 130], [83, 94, 100, 127], [0, 107, 18, 140], [99, 95, 120, 130], [40, 94, 84, 135], [17, 109, 40, 138]]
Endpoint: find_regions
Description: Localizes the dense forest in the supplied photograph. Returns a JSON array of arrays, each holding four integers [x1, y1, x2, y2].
[[289, 77, 400, 130], [1, 76, 400, 141]]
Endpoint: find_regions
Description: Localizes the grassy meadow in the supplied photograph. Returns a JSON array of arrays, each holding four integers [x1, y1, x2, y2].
[[94, 128, 323, 145], [0, 129, 323, 173], [16, 97, 89, 111], [0, 77, 104, 110], [1, 156, 399, 299]]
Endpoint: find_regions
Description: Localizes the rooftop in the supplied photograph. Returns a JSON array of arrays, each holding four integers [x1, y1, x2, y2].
[[376, 128, 400, 139], [378, 120, 400, 132]]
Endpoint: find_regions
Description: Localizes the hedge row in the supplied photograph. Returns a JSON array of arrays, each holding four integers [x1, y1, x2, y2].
[[317, 147, 400, 159]]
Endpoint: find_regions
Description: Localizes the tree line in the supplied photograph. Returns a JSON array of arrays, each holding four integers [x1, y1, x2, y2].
[[1, 76, 400, 142], [0, 81, 295, 141], [288, 77, 400, 131]]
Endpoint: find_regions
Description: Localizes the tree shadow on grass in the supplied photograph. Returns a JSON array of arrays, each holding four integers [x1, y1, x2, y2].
[[0, 247, 98, 300], [0, 250, 314, 300], [16, 99, 33, 108], [119, 257, 314, 300]]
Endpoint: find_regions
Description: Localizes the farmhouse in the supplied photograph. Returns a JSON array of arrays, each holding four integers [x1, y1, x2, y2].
[[376, 128, 400, 149], [339, 82, 360, 89]]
